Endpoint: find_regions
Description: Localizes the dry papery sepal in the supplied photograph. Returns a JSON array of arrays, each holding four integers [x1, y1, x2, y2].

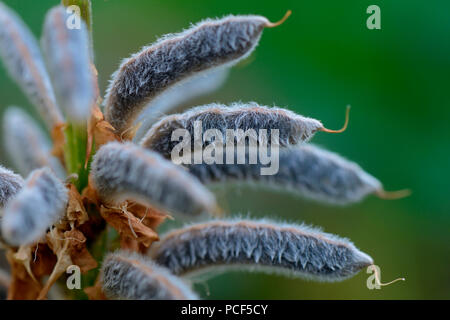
[[0, 2, 406, 300]]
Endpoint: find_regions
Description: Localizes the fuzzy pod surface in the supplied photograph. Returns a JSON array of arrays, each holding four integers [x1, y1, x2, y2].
[[42, 5, 94, 123], [0, 165, 24, 208], [101, 250, 198, 300], [104, 14, 274, 134], [0, 2, 63, 129], [1, 167, 68, 246], [91, 142, 218, 217], [3, 107, 66, 179], [140, 103, 324, 158], [133, 69, 229, 142], [186, 144, 383, 205], [150, 219, 373, 281]]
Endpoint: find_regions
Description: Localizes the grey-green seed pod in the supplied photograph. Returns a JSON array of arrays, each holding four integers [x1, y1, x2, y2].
[[3, 107, 66, 179], [133, 69, 229, 142], [150, 219, 373, 281], [91, 142, 219, 218], [101, 250, 198, 300], [0, 165, 24, 208], [41, 5, 95, 123], [104, 13, 290, 134], [0, 2, 63, 129], [186, 144, 385, 205], [1, 167, 68, 246], [140, 103, 327, 158]]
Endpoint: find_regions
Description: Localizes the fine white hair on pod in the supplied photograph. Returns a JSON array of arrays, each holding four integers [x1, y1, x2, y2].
[[150, 218, 373, 282], [139, 102, 334, 158], [41, 5, 95, 123], [91, 142, 219, 218], [133, 68, 229, 142], [0, 2, 64, 129], [104, 12, 291, 134], [101, 250, 198, 300], [3, 107, 66, 179], [186, 144, 386, 205], [1, 167, 68, 246], [0, 165, 24, 208]]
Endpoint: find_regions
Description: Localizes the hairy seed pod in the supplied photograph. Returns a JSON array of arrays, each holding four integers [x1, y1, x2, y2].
[[186, 144, 385, 205], [3, 107, 66, 179], [104, 12, 291, 134], [41, 6, 94, 123], [101, 250, 198, 300], [91, 142, 218, 218], [1, 167, 68, 246], [150, 219, 373, 281], [0, 165, 24, 208], [0, 2, 63, 129], [140, 103, 347, 158], [133, 69, 229, 142]]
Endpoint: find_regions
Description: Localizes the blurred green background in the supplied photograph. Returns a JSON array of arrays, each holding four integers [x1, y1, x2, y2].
[[0, 0, 449, 299]]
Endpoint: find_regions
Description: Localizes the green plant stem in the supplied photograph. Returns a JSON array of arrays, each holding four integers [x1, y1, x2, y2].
[[63, 122, 89, 191]]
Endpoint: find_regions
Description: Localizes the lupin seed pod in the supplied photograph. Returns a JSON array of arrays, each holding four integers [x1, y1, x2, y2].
[[186, 144, 392, 205], [133, 69, 229, 142], [140, 103, 349, 158], [3, 107, 66, 179], [104, 12, 291, 134], [101, 250, 198, 300], [0, 2, 63, 129], [150, 219, 373, 281], [41, 5, 94, 123], [1, 167, 68, 246], [0, 165, 24, 208], [91, 142, 218, 218]]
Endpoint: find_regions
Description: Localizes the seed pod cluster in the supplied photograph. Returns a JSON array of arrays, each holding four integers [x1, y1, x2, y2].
[[101, 250, 198, 300], [42, 5, 94, 123], [150, 219, 373, 281], [104, 13, 288, 134], [3, 107, 66, 179], [186, 144, 383, 205], [140, 102, 326, 158], [1, 167, 68, 246], [0, 165, 24, 208], [0, 2, 63, 129], [0, 3, 406, 299], [91, 142, 218, 218]]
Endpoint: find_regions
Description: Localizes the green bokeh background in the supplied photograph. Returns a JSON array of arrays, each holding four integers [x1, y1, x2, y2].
[[0, 0, 449, 299]]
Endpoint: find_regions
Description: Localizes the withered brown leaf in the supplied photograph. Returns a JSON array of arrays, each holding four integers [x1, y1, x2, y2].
[[66, 184, 89, 227], [39, 228, 97, 299], [6, 249, 42, 300], [100, 205, 159, 248]]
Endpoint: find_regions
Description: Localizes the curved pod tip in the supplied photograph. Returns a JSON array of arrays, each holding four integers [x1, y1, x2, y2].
[[265, 10, 292, 28], [321, 105, 351, 134]]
